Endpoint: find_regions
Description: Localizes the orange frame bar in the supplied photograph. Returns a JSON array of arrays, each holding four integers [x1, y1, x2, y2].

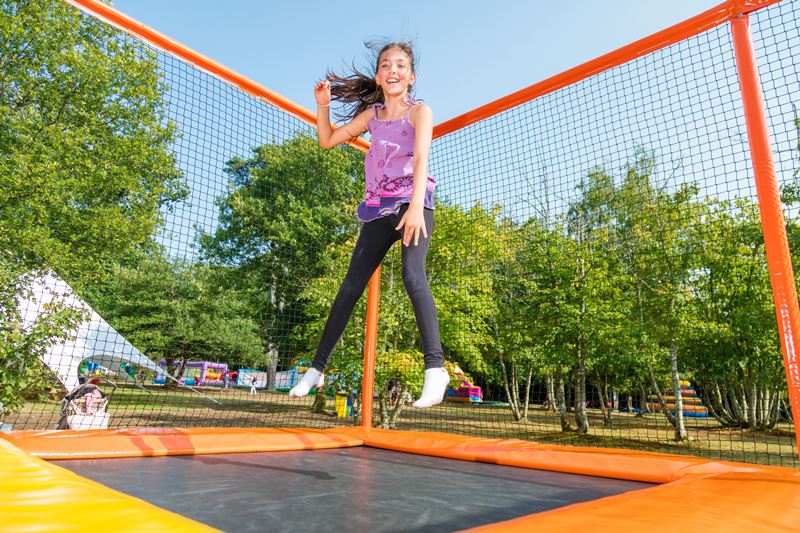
[[61, 0, 370, 153], [731, 13, 800, 453], [433, 0, 780, 140], [360, 269, 381, 429]]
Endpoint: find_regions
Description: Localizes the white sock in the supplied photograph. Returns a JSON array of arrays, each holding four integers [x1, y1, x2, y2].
[[412, 367, 450, 409], [288, 368, 324, 398]]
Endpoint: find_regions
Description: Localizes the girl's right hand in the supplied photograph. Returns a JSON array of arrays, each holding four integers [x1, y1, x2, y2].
[[314, 79, 331, 107]]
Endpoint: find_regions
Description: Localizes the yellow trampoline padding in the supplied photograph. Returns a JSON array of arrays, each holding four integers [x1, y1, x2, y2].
[[0, 437, 218, 532]]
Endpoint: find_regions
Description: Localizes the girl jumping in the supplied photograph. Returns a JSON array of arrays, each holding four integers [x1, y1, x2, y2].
[[289, 41, 449, 409]]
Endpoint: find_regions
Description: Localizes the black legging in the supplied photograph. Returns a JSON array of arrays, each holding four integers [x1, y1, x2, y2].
[[311, 204, 444, 372]]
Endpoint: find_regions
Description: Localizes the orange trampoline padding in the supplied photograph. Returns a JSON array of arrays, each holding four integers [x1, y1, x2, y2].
[[465, 470, 800, 532], [1, 427, 363, 459], [340, 427, 713, 483], [4, 427, 800, 531], [0, 437, 218, 532], [332, 428, 800, 532]]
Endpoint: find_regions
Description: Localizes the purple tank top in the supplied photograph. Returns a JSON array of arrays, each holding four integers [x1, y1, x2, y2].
[[357, 101, 436, 222]]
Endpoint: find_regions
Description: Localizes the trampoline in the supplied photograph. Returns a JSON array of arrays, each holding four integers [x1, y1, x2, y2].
[[55, 447, 651, 532], [4, 0, 800, 531], [3, 427, 800, 531]]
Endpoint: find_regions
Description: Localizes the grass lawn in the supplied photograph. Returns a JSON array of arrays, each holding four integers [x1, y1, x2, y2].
[[6, 383, 797, 468]]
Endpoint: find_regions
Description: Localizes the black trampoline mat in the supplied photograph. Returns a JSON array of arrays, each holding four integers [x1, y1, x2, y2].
[[57, 446, 652, 532]]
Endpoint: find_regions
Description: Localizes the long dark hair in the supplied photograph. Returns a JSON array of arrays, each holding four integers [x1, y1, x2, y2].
[[326, 41, 416, 122]]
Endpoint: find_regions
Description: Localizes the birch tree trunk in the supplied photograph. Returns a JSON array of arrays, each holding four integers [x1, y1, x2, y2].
[[648, 366, 677, 427], [556, 369, 571, 431], [595, 368, 612, 427], [545, 374, 556, 412], [668, 342, 688, 441], [638, 381, 649, 416], [575, 341, 589, 434], [523, 368, 532, 420], [498, 354, 523, 421], [378, 389, 410, 429], [747, 380, 758, 430], [574, 252, 589, 434]]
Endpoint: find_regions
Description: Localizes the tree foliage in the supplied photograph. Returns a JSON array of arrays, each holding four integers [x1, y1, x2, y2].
[[1, 257, 85, 415], [89, 255, 265, 380], [200, 134, 364, 371], [1, 0, 185, 412], [0, 0, 186, 284]]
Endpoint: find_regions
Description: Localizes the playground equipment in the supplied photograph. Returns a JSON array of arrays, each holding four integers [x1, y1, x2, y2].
[[335, 392, 353, 417], [18, 271, 167, 392], [155, 361, 228, 386], [446, 364, 483, 403], [645, 380, 710, 418], [237, 369, 269, 389], [4, 1, 800, 531], [274, 367, 301, 390]]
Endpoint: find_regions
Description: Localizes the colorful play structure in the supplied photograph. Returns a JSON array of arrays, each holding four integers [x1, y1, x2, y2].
[[236, 369, 268, 389], [18, 270, 168, 391], [273, 364, 303, 391], [154, 361, 228, 386], [645, 380, 710, 418], [446, 364, 484, 403], [4, 1, 800, 531], [335, 393, 354, 418]]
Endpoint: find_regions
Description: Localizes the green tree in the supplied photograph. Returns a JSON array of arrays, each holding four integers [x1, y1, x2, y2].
[[610, 150, 703, 441], [529, 169, 631, 434], [516, 220, 576, 430], [0, 257, 85, 415], [0, 0, 186, 283], [418, 203, 503, 375], [486, 218, 544, 422], [687, 198, 788, 429], [1, 0, 186, 411], [91, 255, 264, 382], [200, 133, 364, 382], [571, 170, 640, 429]]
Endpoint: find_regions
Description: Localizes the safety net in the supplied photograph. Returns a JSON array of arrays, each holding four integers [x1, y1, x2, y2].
[[3, 0, 800, 468]]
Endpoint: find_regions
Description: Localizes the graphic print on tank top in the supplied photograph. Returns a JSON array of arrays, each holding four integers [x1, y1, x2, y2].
[[357, 100, 436, 222]]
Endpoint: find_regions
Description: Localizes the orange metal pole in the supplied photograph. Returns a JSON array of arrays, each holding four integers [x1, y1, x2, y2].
[[433, 0, 780, 140], [360, 267, 381, 430], [731, 14, 800, 455]]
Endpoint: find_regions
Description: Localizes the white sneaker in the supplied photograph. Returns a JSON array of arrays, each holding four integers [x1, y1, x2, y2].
[[412, 368, 450, 409], [289, 368, 324, 398]]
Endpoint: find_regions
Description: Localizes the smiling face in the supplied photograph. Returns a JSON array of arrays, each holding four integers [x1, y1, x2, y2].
[[375, 46, 415, 99]]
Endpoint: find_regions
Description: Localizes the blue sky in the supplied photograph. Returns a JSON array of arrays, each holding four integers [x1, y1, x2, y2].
[[110, 0, 723, 124], [99, 0, 800, 259]]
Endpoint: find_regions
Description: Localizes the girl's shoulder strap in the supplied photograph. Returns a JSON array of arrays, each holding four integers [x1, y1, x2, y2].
[[404, 97, 425, 119], [371, 102, 383, 119]]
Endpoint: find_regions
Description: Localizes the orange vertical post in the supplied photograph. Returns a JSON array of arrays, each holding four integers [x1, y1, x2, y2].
[[360, 267, 381, 429], [731, 13, 800, 454]]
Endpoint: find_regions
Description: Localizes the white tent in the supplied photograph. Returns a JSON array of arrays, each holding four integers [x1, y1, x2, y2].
[[19, 271, 163, 392]]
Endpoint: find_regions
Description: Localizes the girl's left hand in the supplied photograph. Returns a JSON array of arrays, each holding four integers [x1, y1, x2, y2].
[[396, 205, 427, 247]]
